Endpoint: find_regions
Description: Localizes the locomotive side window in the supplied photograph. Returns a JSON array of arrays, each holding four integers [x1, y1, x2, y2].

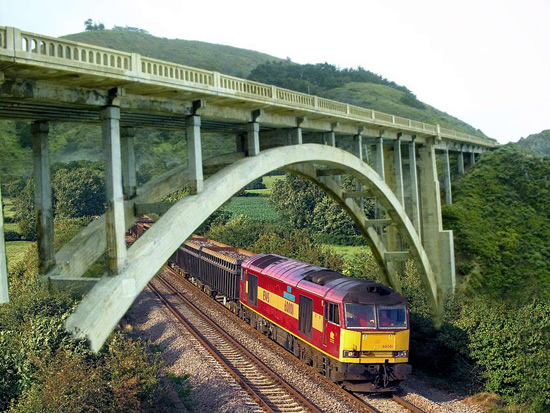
[[298, 295, 313, 337], [325, 302, 340, 326], [248, 273, 258, 306]]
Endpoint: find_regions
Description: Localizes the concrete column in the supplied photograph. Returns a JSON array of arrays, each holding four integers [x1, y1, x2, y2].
[[373, 137, 385, 219], [354, 133, 363, 161], [418, 141, 455, 295], [326, 131, 336, 147], [121, 127, 137, 199], [0, 184, 8, 303], [408, 141, 421, 236], [31, 121, 55, 275], [354, 133, 364, 210], [470, 151, 476, 166], [247, 122, 260, 156], [291, 127, 303, 145], [393, 138, 405, 206], [458, 150, 465, 175], [101, 106, 127, 275], [187, 115, 203, 193], [444, 148, 452, 205]]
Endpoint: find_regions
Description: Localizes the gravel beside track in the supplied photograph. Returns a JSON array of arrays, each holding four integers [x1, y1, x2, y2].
[[124, 269, 485, 412]]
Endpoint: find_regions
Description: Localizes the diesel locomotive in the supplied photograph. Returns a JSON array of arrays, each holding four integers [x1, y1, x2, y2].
[[170, 235, 412, 392]]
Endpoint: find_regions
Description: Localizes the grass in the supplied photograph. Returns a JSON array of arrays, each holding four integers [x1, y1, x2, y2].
[[245, 175, 285, 196], [3, 197, 16, 219], [5, 241, 33, 269], [326, 244, 365, 260], [222, 197, 279, 222]]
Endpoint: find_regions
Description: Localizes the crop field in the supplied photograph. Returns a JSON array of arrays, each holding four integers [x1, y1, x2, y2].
[[245, 175, 285, 196], [222, 196, 279, 222]]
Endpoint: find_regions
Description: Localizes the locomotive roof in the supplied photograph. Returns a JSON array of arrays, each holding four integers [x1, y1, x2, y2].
[[243, 254, 405, 305]]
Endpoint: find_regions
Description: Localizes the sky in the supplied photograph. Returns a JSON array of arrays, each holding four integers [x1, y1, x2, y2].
[[1, 0, 548, 144]]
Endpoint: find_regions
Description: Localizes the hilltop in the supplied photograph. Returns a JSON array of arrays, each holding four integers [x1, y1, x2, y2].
[[517, 129, 550, 157], [62, 30, 281, 78]]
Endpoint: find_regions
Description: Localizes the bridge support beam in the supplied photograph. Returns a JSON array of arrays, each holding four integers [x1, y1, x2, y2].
[[187, 115, 203, 193], [101, 106, 127, 275], [393, 137, 405, 205], [354, 133, 364, 209], [32, 121, 56, 275], [247, 122, 260, 156], [470, 151, 476, 166], [444, 148, 452, 205], [291, 127, 303, 145], [373, 136, 385, 219], [407, 141, 421, 237], [0, 184, 8, 303], [121, 127, 137, 199], [417, 142, 455, 307], [457, 149, 465, 175]]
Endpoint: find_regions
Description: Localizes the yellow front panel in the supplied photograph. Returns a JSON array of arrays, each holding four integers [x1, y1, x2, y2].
[[340, 329, 410, 363]]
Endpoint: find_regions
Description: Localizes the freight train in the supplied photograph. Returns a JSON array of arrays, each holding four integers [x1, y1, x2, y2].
[[169, 235, 412, 392]]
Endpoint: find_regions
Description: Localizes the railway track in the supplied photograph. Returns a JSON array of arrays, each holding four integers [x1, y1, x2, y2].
[[151, 266, 426, 413], [149, 270, 323, 412]]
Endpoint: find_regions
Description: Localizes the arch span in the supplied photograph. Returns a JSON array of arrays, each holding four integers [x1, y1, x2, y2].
[[66, 144, 438, 351]]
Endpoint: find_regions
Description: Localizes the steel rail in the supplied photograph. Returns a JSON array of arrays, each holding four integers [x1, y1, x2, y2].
[[151, 269, 323, 412]]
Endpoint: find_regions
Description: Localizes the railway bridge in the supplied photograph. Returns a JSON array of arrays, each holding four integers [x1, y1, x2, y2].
[[0, 27, 496, 351]]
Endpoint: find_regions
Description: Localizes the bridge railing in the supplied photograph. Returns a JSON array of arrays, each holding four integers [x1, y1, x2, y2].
[[0, 26, 496, 148]]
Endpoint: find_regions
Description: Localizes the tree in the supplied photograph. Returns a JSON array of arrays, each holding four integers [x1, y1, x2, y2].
[[13, 161, 106, 239], [84, 19, 105, 31]]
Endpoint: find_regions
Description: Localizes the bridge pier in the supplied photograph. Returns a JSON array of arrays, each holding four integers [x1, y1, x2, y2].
[[187, 115, 203, 193], [121, 127, 137, 199], [247, 122, 260, 156], [0, 183, 8, 303], [443, 148, 452, 205], [417, 142, 455, 307], [101, 106, 127, 275], [32, 121, 56, 275], [457, 148, 465, 175], [406, 140, 421, 237]]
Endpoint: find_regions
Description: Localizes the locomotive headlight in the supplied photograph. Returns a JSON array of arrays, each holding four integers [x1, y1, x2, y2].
[[392, 350, 409, 358], [343, 350, 360, 358]]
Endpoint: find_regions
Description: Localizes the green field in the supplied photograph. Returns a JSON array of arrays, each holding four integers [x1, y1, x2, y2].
[[222, 196, 279, 222], [325, 244, 365, 260], [3, 197, 16, 219], [5, 241, 33, 269], [245, 175, 284, 196]]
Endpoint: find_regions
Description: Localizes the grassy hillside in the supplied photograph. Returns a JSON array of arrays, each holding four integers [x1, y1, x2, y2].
[[442, 144, 550, 301], [63, 30, 281, 78], [517, 129, 550, 157]]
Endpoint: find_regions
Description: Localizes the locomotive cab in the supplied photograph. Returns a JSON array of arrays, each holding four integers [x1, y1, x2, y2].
[[337, 285, 412, 392]]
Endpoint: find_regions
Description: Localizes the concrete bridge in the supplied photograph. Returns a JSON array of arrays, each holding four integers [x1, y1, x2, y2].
[[0, 27, 496, 350]]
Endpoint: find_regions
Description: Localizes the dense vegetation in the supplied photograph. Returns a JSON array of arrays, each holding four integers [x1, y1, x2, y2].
[[0, 220, 169, 412]]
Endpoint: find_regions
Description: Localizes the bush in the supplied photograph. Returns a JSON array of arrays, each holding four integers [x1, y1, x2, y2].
[[4, 231, 22, 241]]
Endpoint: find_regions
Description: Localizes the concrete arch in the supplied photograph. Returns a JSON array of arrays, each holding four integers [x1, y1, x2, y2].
[[66, 144, 438, 351]]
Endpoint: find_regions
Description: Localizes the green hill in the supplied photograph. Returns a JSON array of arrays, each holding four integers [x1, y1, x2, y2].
[[442, 144, 550, 301], [517, 129, 550, 157], [62, 30, 281, 78]]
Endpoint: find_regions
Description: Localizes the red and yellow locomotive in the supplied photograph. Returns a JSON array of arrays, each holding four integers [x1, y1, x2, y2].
[[171, 236, 412, 392]]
